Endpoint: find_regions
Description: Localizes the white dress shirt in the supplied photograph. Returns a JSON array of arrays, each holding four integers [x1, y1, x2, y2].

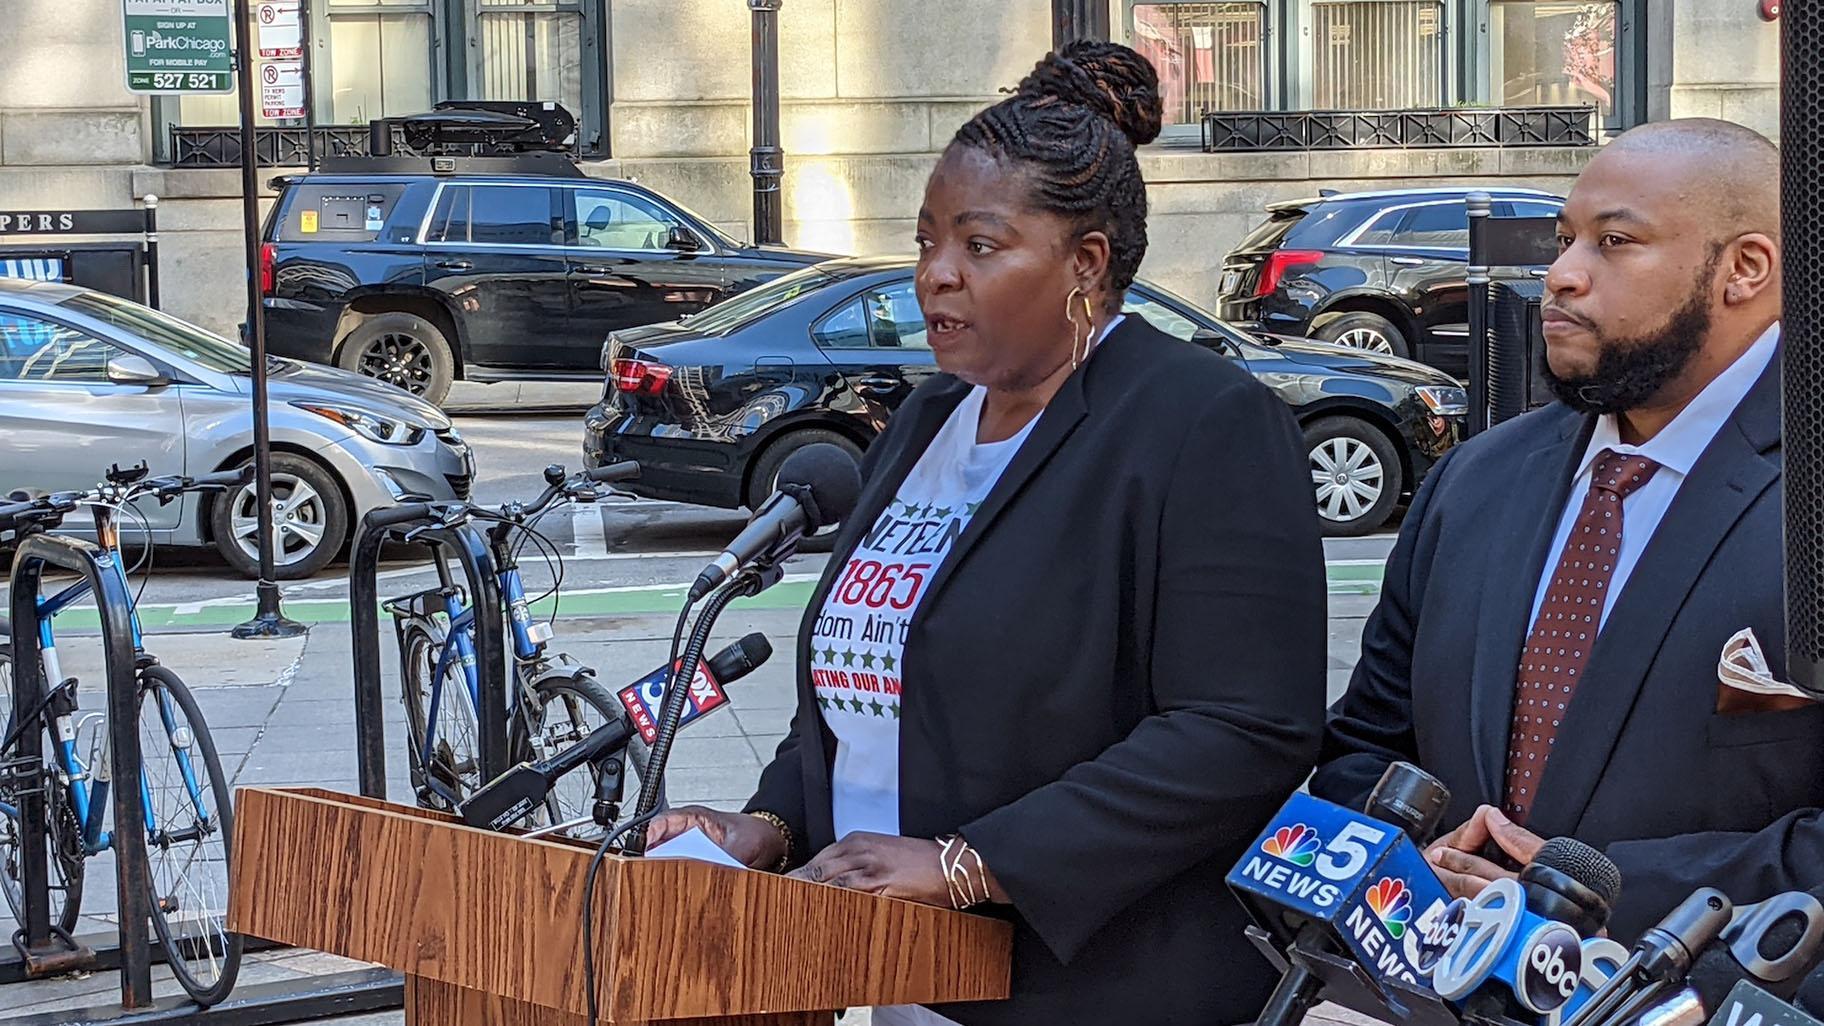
[[1527, 322, 1780, 630]]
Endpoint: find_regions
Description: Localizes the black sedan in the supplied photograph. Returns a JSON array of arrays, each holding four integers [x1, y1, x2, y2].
[[583, 257, 1465, 536]]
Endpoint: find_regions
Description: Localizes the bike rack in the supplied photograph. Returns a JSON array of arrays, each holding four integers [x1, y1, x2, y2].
[[6, 533, 155, 1008], [348, 503, 512, 799], [1, 536, 409, 1026]]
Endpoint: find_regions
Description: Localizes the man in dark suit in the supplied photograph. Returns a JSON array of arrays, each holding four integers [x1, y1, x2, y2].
[[1310, 117, 1824, 941]]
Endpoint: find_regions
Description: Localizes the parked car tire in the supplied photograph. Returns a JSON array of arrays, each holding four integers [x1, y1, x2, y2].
[[1314, 311, 1410, 359], [337, 311, 456, 405], [210, 453, 349, 580], [1304, 416, 1403, 537], [747, 428, 863, 553]]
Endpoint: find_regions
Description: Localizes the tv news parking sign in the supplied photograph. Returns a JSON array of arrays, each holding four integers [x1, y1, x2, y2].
[[123, 0, 233, 94]]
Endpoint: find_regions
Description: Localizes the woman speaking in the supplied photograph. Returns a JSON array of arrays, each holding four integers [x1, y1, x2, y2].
[[648, 41, 1326, 1026]]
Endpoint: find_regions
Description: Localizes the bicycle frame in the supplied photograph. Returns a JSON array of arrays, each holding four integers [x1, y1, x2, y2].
[[412, 540, 549, 792], [0, 502, 214, 858]]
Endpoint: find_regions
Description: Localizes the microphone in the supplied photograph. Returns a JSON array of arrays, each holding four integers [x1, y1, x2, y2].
[[615, 633, 773, 744], [458, 717, 633, 831], [1429, 837, 1625, 1020], [1233, 763, 1457, 1026], [689, 443, 862, 601], [1564, 888, 1736, 1026], [1687, 888, 1824, 1011], [458, 635, 774, 832]]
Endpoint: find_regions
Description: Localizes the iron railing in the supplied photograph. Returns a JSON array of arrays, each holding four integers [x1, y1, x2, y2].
[[1200, 106, 1596, 152], [168, 125, 419, 168]]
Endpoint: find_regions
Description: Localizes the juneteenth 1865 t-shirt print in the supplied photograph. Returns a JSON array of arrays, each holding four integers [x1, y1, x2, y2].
[[811, 384, 1036, 842]]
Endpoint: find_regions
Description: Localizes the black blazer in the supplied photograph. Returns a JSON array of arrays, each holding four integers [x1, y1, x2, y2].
[[745, 317, 1328, 1025], [1311, 348, 1824, 941]]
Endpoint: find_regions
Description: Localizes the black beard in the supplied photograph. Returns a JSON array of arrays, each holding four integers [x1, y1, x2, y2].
[[1540, 270, 1713, 416]]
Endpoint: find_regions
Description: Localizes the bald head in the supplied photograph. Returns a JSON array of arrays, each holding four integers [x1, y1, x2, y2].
[[1595, 118, 1780, 242], [1541, 117, 1782, 431]]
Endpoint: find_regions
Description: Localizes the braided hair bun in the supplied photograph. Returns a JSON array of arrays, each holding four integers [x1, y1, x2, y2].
[[949, 40, 1162, 301], [1016, 40, 1164, 148]]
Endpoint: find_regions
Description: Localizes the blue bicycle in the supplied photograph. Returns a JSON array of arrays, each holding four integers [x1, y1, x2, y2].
[[387, 461, 653, 833], [0, 464, 246, 1005]]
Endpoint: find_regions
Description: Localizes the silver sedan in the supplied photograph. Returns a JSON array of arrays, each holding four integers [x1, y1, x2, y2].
[[0, 279, 472, 578]]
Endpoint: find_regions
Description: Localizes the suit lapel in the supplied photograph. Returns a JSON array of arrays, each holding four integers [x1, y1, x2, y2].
[[1467, 416, 1593, 806], [910, 339, 1099, 620], [1530, 355, 1782, 838]]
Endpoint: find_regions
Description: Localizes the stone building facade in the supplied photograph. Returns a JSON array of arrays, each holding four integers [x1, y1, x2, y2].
[[0, 0, 1780, 335]]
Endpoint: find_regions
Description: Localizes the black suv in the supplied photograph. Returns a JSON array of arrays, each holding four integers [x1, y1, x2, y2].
[[1215, 187, 1563, 378], [258, 154, 827, 404]]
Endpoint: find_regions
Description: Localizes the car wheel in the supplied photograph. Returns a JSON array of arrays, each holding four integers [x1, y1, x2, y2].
[[746, 429, 863, 554], [1315, 312, 1410, 359], [1303, 416, 1403, 537], [210, 454, 349, 580], [337, 312, 456, 405]]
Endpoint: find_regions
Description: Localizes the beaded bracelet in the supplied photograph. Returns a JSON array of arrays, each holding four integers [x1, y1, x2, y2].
[[745, 810, 794, 873]]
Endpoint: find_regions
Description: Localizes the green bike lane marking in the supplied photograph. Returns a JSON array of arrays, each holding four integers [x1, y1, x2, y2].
[[33, 559, 1389, 632]]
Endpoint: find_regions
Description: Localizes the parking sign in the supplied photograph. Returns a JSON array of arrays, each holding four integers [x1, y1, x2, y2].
[[256, 2, 302, 59], [123, 0, 234, 94]]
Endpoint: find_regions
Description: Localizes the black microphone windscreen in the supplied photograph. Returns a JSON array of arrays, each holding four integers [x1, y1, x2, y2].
[[1534, 836, 1623, 909], [776, 443, 863, 530], [707, 632, 773, 685]]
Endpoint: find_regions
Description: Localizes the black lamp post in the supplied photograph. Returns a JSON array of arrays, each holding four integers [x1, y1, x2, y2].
[[749, 0, 784, 246]]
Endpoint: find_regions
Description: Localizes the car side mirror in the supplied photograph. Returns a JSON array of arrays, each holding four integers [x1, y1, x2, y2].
[[667, 225, 704, 252], [107, 353, 168, 388]]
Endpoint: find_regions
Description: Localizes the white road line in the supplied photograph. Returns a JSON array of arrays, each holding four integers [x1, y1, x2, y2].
[[571, 503, 609, 559]]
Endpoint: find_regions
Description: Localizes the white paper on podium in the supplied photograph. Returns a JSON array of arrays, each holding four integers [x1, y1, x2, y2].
[[647, 826, 746, 870]]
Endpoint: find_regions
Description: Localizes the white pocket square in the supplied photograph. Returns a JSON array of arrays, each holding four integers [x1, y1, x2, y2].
[[1719, 627, 1816, 700]]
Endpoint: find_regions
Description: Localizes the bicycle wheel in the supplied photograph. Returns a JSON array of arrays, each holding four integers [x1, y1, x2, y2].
[[137, 665, 242, 1005], [0, 643, 87, 937], [528, 671, 663, 838], [399, 621, 483, 809]]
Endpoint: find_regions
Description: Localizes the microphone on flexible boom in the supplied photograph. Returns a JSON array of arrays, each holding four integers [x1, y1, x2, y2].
[[689, 443, 862, 601], [458, 634, 774, 831]]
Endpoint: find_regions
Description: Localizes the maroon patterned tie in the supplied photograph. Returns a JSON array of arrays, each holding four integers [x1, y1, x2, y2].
[[1502, 450, 1661, 825]]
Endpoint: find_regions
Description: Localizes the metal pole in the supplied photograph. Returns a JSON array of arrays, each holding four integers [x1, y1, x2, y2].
[[232, 0, 306, 640], [1465, 191, 1492, 439], [1052, 0, 1111, 47], [748, 0, 783, 247], [143, 194, 160, 310], [301, 0, 319, 171]]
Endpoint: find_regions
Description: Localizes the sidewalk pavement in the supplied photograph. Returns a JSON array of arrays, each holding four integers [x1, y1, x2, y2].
[[7, 594, 1384, 1025]]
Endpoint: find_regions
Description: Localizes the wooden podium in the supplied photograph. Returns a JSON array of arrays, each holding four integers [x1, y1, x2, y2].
[[227, 788, 1013, 1025]]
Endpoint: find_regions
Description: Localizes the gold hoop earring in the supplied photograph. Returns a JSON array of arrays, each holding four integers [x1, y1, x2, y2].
[[1065, 286, 1091, 370]]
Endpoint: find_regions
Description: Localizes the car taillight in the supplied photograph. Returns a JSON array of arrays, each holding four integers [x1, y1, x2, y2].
[[1256, 249, 1325, 297], [259, 242, 275, 295], [612, 358, 673, 395]]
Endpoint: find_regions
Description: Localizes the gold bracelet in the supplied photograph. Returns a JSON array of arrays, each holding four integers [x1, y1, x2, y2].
[[746, 810, 794, 872], [937, 834, 989, 910]]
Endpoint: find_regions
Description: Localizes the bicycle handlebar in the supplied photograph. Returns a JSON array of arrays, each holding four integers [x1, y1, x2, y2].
[[585, 461, 640, 485]]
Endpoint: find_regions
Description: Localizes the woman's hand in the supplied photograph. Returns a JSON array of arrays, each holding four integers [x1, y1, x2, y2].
[[788, 832, 952, 905], [644, 806, 789, 871]]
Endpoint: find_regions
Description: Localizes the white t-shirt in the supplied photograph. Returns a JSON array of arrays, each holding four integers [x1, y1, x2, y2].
[[812, 383, 1038, 841], [813, 319, 1120, 1026]]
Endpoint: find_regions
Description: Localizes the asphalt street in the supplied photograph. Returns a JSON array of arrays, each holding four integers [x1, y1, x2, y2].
[[37, 413, 1400, 631]]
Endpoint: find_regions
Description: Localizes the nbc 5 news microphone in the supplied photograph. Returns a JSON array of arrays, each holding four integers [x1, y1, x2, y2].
[[1231, 763, 1456, 1026], [1427, 837, 1629, 1024], [457, 634, 772, 831]]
